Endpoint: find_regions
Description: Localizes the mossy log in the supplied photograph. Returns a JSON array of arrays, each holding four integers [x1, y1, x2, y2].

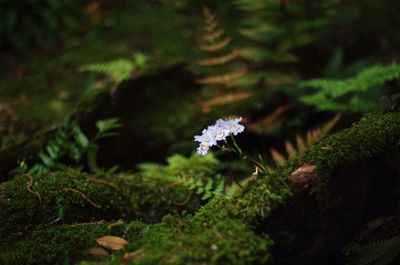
[[77, 113, 399, 265], [0, 169, 201, 245], [1, 113, 399, 265]]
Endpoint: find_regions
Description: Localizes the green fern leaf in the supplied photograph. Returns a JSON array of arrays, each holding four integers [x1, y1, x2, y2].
[[300, 63, 400, 112], [79, 59, 134, 82]]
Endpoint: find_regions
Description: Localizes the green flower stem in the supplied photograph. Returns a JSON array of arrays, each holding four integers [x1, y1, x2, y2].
[[218, 136, 267, 174]]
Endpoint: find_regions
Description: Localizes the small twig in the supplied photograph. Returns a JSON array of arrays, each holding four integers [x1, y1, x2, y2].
[[50, 188, 101, 208], [108, 219, 124, 229], [34, 217, 62, 230], [86, 176, 120, 191], [68, 220, 106, 227], [23, 172, 42, 202]]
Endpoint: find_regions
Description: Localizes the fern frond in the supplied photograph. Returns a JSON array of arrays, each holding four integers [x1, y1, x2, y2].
[[238, 23, 280, 42], [238, 47, 275, 62], [227, 71, 268, 87], [138, 154, 224, 201], [345, 235, 400, 265], [204, 21, 219, 32], [265, 71, 295, 86], [195, 68, 248, 85], [247, 104, 292, 134], [270, 114, 340, 166], [201, 5, 216, 23], [270, 149, 286, 165], [198, 91, 253, 113], [196, 50, 239, 66], [79, 59, 134, 82], [234, 0, 276, 11], [202, 29, 225, 42], [199, 37, 232, 52], [300, 63, 400, 112]]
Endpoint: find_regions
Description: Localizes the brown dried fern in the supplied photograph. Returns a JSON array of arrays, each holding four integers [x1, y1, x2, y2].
[[202, 29, 225, 42], [196, 67, 248, 85], [270, 114, 341, 167], [198, 91, 253, 113], [199, 37, 232, 52], [205, 21, 218, 32], [247, 104, 293, 134], [196, 50, 239, 66], [193, 5, 256, 114]]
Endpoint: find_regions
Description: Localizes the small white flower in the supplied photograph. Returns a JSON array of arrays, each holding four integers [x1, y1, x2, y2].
[[217, 117, 245, 136], [194, 126, 217, 156], [194, 117, 245, 155]]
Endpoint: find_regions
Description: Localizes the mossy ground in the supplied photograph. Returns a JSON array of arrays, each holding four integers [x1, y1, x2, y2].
[[0, 153, 221, 264]]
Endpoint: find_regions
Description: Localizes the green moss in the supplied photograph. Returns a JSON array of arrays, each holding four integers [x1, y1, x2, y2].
[[229, 113, 400, 221], [0, 221, 129, 265], [100, 215, 272, 265], [282, 113, 400, 201]]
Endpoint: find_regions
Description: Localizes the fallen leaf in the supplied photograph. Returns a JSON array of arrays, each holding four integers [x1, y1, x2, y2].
[[96, 236, 128, 251], [87, 247, 111, 260], [123, 248, 145, 262]]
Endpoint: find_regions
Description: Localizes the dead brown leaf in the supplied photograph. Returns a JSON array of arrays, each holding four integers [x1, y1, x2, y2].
[[96, 236, 128, 251], [123, 248, 145, 262], [88, 247, 111, 260]]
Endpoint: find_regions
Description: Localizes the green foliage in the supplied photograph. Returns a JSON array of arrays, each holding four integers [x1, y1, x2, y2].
[[299, 63, 400, 112], [0, 0, 82, 51], [23, 117, 120, 175], [79, 53, 149, 83], [139, 153, 224, 201], [234, 0, 322, 63], [345, 236, 400, 265]]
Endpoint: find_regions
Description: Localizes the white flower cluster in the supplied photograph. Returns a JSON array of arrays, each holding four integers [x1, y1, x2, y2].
[[194, 117, 245, 155]]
